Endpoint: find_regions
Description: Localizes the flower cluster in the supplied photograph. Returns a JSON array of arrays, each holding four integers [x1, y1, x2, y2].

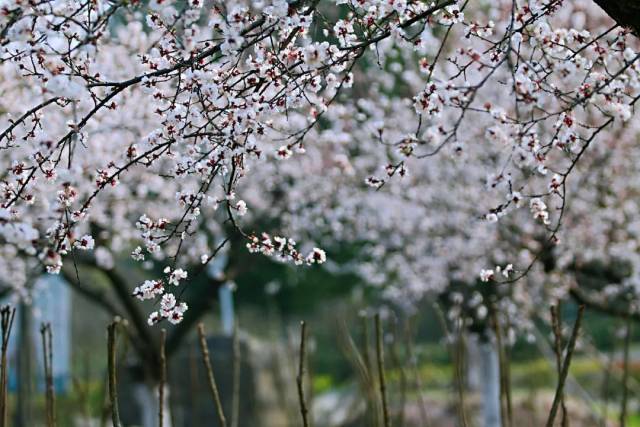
[[133, 267, 189, 325], [246, 233, 326, 266], [480, 264, 513, 283]]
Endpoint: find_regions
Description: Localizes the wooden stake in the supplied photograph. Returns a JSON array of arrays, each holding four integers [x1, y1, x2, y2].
[[546, 305, 585, 427], [375, 314, 391, 427], [0, 306, 15, 427], [40, 323, 56, 427], [296, 321, 311, 427], [197, 323, 227, 427], [107, 321, 122, 427], [551, 304, 569, 427]]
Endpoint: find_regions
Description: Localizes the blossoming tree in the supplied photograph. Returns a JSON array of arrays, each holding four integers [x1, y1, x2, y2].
[[0, 0, 639, 342]]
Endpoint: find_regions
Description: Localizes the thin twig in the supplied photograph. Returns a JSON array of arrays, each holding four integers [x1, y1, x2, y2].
[[375, 314, 391, 427], [107, 321, 122, 427], [338, 318, 379, 426], [41, 323, 56, 427], [546, 305, 585, 427], [620, 315, 632, 427], [159, 329, 166, 427], [551, 304, 569, 427], [296, 321, 311, 427], [0, 306, 15, 427], [197, 323, 227, 427]]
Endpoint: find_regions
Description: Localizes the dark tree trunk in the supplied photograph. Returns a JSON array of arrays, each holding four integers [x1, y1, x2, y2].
[[592, 0, 640, 35]]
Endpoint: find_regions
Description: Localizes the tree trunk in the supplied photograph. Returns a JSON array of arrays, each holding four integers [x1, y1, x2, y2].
[[592, 0, 640, 35], [479, 340, 501, 427]]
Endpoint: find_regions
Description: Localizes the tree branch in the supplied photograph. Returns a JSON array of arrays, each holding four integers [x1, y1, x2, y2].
[[60, 265, 122, 318], [61, 255, 159, 373], [569, 286, 640, 321]]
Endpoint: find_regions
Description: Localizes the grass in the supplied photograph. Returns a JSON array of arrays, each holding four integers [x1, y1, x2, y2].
[[316, 348, 640, 401]]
